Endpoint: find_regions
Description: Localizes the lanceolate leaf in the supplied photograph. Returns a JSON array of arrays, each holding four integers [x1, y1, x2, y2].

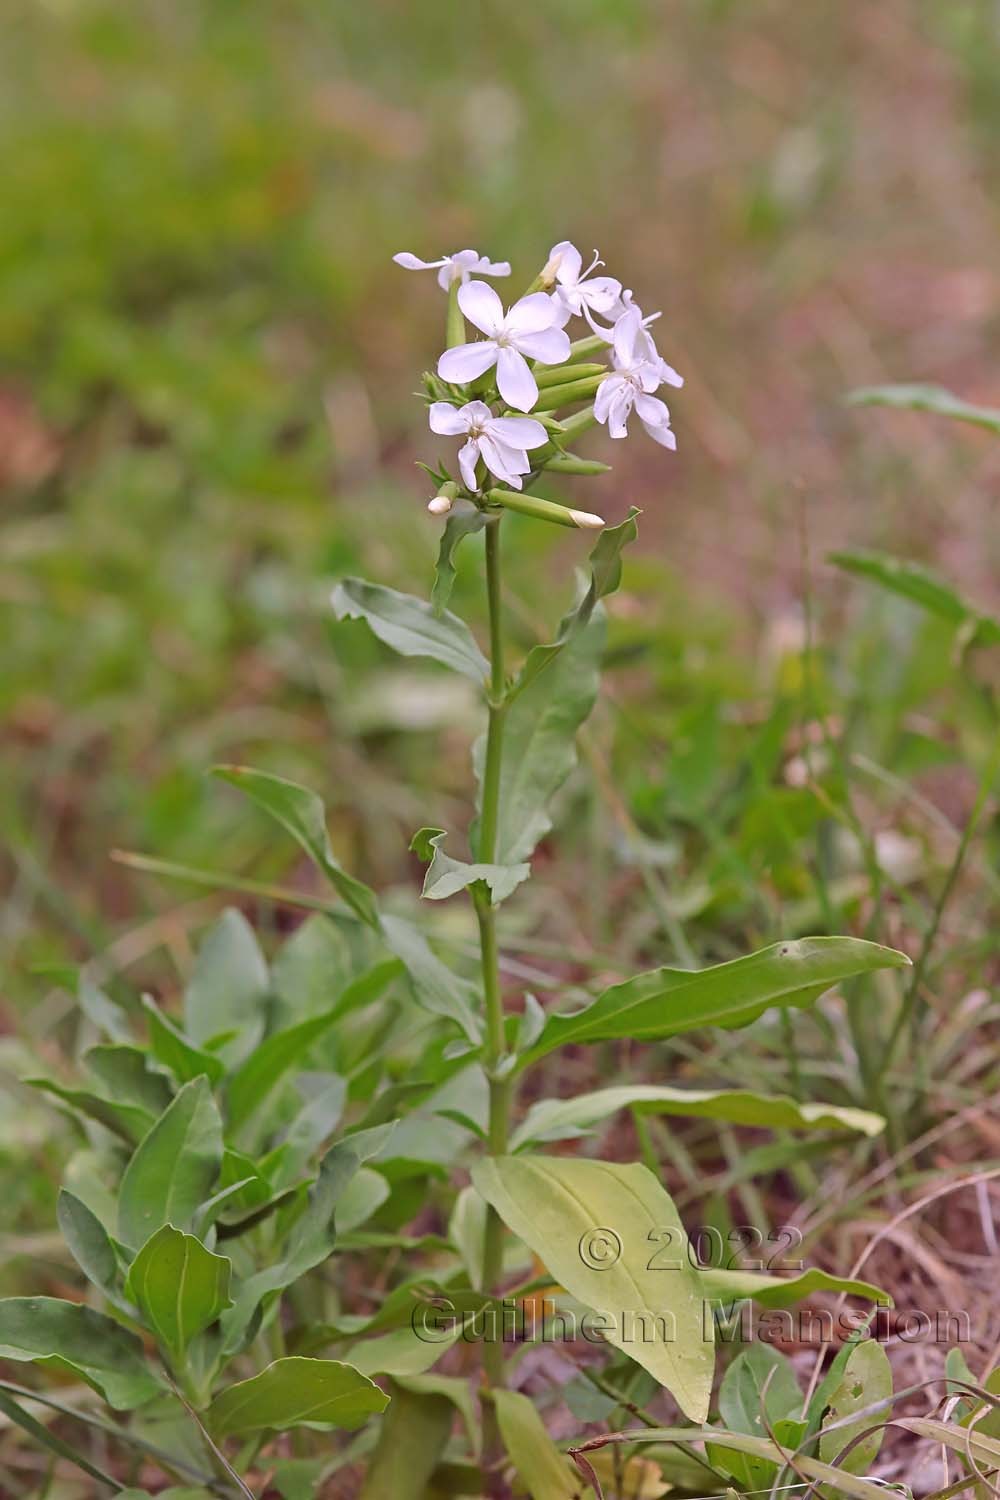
[[182, 907, 270, 1050], [83, 1044, 174, 1116], [26, 1078, 154, 1146], [848, 382, 1000, 435], [472, 1155, 714, 1422], [493, 1387, 577, 1498], [142, 997, 225, 1087], [56, 1190, 122, 1304], [507, 507, 640, 702], [819, 1338, 892, 1473], [207, 1357, 388, 1437], [432, 505, 486, 615], [477, 608, 606, 865], [118, 1077, 224, 1249], [332, 576, 489, 682], [125, 1225, 232, 1361], [227, 1005, 356, 1135], [701, 1265, 889, 1309], [410, 826, 529, 903], [379, 914, 482, 1043], [830, 549, 1000, 648], [212, 767, 380, 929], [510, 1086, 885, 1150], [0, 1297, 161, 1409], [523, 937, 910, 1063]]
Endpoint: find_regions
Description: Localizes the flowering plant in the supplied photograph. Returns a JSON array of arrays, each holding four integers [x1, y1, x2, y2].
[[2, 238, 911, 1499]]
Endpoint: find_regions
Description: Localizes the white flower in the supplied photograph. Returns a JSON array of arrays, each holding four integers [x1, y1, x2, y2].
[[437, 281, 571, 412], [428, 400, 548, 491], [594, 306, 678, 450], [544, 240, 623, 332], [609, 290, 684, 390], [393, 249, 511, 290]]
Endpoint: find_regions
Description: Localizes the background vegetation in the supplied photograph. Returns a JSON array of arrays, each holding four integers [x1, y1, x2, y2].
[[2, 1, 999, 1494]]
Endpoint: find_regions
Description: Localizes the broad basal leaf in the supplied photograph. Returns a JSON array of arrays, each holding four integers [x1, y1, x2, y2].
[[118, 1077, 224, 1249], [819, 1338, 892, 1474], [83, 1044, 174, 1116], [0, 1297, 160, 1409], [332, 576, 488, 682], [125, 1225, 232, 1361], [410, 827, 529, 903], [510, 1085, 884, 1149], [57, 1190, 122, 1305], [472, 1155, 714, 1422], [208, 1357, 388, 1437], [182, 907, 269, 1052], [523, 937, 910, 1061], [142, 997, 225, 1087], [212, 767, 380, 929]]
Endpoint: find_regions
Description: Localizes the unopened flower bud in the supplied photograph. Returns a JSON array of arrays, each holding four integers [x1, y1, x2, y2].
[[427, 480, 458, 517]]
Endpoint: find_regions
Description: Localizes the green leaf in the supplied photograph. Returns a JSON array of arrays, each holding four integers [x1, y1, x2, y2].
[[207, 1357, 388, 1437], [332, 576, 489, 682], [432, 504, 486, 615], [493, 1388, 577, 1498], [0, 1297, 161, 1409], [118, 1077, 224, 1249], [819, 1339, 892, 1473], [510, 1085, 884, 1149], [847, 382, 1000, 435], [334, 1167, 389, 1233], [702, 1264, 889, 1309], [379, 914, 482, 1043], [347, 1322, 461, 1380], [182, 907, 269, 1050], [26, 1077, 154, 1146], [507, 507, 639, 701], [142, 998, 225, 1087], [221, 1125, 395, 1353], [227, 1005, 353, 1136], [213, 767, 379, 929], [358, 1382, 454, 1500], [711, 1344, 802, 1489], [78, 971, 131, 1042], [637, 1427, 898, 1500], [410, 826, 529, 903], [477, 607, 605, 865], [830, 548, 1000, 648], [124, 1225, 232, 1361], [472, 1155, 714, 1422], [83, 1044, 174, 1116], [524, 937, 910, 1062], [57, 1189, 122, 1304]]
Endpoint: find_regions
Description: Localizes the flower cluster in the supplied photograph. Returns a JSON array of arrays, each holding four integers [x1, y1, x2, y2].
[[396, 239, 684, 517]]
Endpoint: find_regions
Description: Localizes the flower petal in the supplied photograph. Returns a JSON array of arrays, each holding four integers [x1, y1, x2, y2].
[[488, 415, 548, 449], [479, 258, 512, 277], [495, 347, 538, 412], [580, 276, 622, 313], [458, 280, 505, 336], [549, 240, 582, 286], [607, 384, 634, 439], [504, 291, 561, 335], [612, 305, 644, 368], [479, 434, 528, 487], [393, 252, 444, 270], [428, 401, 470, 436], [458, 438, 482, 491], [594, 373, 623, 424], [658, 358, 684, 389], [438, 341, 498, 385], [512, 327, 572, 366], [634, 392, 671, 425], [642, 417, 677, 450]]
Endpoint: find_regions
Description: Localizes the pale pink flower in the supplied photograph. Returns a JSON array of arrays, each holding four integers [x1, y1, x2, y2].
[[437, 281, 570, 412], [428, 400, 548, 491]]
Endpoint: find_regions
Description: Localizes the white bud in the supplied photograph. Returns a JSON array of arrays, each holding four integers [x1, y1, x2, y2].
[[569, 508, 606, 530], [427, 493, 454, 516]]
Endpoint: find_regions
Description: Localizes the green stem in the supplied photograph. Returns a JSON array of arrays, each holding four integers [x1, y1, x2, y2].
[[477, 517, 512, 1486]]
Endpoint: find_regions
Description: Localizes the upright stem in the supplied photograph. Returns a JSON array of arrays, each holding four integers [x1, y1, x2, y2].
[[477, 516, 512, 1484]]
